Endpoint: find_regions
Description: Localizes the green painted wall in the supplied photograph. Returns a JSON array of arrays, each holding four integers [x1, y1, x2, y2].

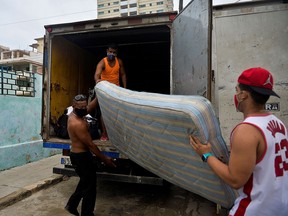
[[0, 73, 60, 171]]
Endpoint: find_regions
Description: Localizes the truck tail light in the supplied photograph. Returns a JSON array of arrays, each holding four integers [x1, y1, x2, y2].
[[169, 14, 176, 21], [46, 27, 52, 33]]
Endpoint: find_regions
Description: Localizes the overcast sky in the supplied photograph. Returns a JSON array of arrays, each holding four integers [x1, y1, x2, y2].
[[0, 0, 251, 50]]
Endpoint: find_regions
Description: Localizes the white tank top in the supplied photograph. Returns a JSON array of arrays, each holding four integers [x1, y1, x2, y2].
[[229, 114, 288, 216]]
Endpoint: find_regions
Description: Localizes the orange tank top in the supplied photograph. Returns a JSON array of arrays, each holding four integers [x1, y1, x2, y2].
[[101, 57, 120, 86]]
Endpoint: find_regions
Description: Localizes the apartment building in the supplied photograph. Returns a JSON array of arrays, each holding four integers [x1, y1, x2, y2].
[[97, 0, 174, 18], [0, 38, 43, 75]]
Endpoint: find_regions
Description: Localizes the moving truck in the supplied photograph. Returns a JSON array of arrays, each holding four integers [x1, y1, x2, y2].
[[42, 0, 288, 185], [42, 0, 212, 184]]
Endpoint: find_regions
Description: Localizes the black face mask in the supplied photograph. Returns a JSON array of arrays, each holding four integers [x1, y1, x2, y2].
[[74, 108, 87, 118]]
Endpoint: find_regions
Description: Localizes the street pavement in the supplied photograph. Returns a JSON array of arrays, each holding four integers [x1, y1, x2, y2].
[[0, 154, 64, 210], [0, 154, 229, 215]]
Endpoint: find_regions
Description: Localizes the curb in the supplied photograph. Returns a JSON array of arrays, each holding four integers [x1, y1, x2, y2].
[[0, 174, 64, 210]]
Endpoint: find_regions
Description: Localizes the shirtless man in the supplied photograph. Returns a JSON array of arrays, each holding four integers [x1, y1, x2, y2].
[[65, 94, 116, 216]]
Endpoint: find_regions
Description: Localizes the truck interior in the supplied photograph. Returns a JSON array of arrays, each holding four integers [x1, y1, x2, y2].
[[49, 25, 171, 124]]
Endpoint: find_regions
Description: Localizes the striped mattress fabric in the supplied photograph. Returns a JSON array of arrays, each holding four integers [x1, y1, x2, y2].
[[95, 81, 238, 208]]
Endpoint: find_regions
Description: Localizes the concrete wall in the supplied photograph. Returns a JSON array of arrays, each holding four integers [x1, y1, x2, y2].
[[212, 2, 288, 143], [0, 73, 59, 171]]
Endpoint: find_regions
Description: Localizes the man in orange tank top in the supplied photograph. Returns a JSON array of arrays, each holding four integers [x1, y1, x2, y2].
[[93, 44, 127, 141]]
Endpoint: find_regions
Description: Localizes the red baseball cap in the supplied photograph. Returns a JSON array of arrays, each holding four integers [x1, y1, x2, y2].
[[238, 67, 280, 98]]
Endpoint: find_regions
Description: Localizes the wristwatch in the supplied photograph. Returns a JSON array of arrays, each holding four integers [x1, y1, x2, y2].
[[202, 152, 212, 162]]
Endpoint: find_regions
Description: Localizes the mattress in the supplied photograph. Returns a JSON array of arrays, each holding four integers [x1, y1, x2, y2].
[[95, 81, 238, 208]]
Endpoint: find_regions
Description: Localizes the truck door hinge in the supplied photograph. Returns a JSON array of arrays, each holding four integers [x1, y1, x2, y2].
[[211, 70, 215, 83]]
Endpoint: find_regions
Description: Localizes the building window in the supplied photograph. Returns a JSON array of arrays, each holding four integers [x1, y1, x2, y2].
[[0, 68, 35, 97], [139, 4, 146, 8], [150, 3, 152, 6], [130, 11, 137, 16], [157, 9, 164, 13], [113, 1, 119, 5], [114, 9, 119, 12], [157, 1, 164, 5], [129, 3, 137, 8], [121, 12, 128, 17], [98, 11, 104, 15], [98, 4, 104, 8], [121, 5, 128, 9]]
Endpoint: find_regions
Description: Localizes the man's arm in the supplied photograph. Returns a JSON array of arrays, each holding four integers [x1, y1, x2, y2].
[[190, 124, 259, 189], [74, 120, 116, 167], [87, 97, 97, 114], [118, 59, 127, 88], [94, 59, 105, 84]]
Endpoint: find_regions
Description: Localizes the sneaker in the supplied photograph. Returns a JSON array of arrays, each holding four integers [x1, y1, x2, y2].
[[100, 135, 109, 141]]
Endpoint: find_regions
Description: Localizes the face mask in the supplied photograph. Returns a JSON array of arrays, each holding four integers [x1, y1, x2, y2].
[[74, 108, 87, 118], [107, 53, 115, 60], [234, 92, 243, 111]]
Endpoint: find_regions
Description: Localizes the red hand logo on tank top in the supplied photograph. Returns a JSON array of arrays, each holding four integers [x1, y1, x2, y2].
[[267, 120, 285, 137]]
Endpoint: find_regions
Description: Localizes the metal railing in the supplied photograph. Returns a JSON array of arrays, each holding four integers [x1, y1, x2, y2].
[[0, 66, 35, 97]]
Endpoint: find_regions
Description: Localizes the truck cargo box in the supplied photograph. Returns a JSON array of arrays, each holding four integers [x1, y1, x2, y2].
[[42, 0, 212, 185]]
